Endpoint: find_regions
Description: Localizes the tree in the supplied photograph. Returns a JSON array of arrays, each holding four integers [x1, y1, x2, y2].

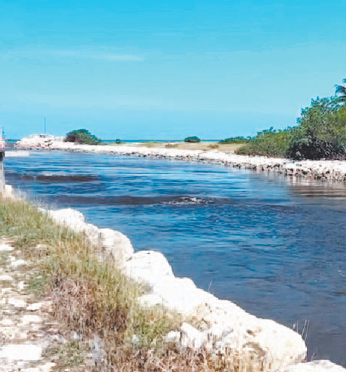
[[335, 79, 346, 102], [184, 136, 200, 143], [65, 129, 100, 145]]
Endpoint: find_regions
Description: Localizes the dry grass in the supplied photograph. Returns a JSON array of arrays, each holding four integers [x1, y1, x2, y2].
[[0, 198, 181, 360]]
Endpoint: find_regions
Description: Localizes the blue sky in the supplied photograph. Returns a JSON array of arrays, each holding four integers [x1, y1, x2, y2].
[[1, 0, 346, 139]]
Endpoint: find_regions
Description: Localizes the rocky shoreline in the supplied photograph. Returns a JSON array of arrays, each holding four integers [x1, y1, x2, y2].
[[15, 135, 346, 183], [6, 136, 346, 370], [1, 183, 345, 371]]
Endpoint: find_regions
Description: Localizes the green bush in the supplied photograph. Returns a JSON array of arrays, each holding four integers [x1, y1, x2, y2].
[[287, 98, 346, 160], [184, 136, 200, 143], [235, 128, 292, 157], [65, 129, 100, 145], [218, 137, 249, 145], [236, 97, 346, 159]]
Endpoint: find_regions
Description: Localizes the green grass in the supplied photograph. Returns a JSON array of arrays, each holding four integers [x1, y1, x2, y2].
[[0, 197, 181, 361]]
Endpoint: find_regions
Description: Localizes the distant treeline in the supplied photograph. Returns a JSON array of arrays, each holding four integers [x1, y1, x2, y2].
[[64, 79, 346, 160], [234, 79, 346, 159]]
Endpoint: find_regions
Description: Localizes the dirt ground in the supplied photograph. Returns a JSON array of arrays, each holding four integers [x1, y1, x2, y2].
[[121, 142, 244, 153]]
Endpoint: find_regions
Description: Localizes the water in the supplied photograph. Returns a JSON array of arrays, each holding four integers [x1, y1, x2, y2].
[[4, 151, 346, 365]]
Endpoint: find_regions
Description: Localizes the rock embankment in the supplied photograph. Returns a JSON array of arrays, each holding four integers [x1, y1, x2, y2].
[[15, 135, 346, 182], [35, 205, 343, 372]]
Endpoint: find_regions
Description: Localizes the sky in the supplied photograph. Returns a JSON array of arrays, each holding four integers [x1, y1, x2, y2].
[[1, 0, 346, 140]]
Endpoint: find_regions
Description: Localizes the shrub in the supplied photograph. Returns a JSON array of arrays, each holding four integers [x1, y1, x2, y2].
[[208, 144, 219, 149], [65, 129, 100, 145], [286, 133, 346, 160], [235, 128, 292, 157], [165, 143, 179, 148], [287, 98, 346, 160], [144, 141, 159, 148], [184, 136, 200, 143], [218, 137, 249, 145]]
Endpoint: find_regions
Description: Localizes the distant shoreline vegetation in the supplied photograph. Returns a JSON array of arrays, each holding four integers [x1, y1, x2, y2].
[[65, 129, 101, 145], [218, 137, 249, 145], [22, 79, 346, 161], [235, 79, 346, 160]]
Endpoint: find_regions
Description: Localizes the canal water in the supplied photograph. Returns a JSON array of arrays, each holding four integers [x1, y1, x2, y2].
[[4, 151, 346, 365]]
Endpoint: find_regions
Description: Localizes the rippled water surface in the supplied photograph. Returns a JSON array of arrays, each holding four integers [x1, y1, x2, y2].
[[5, 151, 346, 365]]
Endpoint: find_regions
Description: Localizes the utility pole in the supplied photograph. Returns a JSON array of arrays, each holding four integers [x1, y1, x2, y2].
[[0, 127, 5, 191], [44, 117, 46, 134]]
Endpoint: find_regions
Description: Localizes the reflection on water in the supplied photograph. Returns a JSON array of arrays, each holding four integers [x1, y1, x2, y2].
[[4, 151, 346, 365]]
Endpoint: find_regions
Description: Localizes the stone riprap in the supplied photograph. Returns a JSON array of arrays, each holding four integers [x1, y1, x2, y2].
[[39, 207, 308, 371], [15, 135, 346, 182]]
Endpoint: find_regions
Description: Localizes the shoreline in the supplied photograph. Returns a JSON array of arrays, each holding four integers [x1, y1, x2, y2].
[[15, 137, 346, 183], [0, 187, 323, 371], [1, 192, 345, 371], [7, 138, 346, 370]]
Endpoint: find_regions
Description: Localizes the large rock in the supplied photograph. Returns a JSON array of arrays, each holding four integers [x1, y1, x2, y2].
[[46, 208, 134, 266], [98, 228, 134, 265], [278, 360, 346, 372], [124, 251, 174, 287], [124, 249, 307, 371], [1, 184, 14, 199], [48, 208, 86, 232], [15, 134, 63, 150]]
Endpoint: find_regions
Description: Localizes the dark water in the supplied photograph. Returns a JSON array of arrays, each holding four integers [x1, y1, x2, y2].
[[4, 151, 346, 365]]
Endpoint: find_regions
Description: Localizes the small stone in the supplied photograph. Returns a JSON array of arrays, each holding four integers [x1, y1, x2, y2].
[[18, 281, 26, 290], [21, 314, 43, 325], [11, 259, 27, 269], [27, 302, 44, 311], [165, 330, 181, 343], [8, 297, 27, 308], [0, 344, 42, 361], [0, 274, 13, 281], [0, 318, 14, 326], [132, 334, 140, 345], [0, 243, 14, 252]]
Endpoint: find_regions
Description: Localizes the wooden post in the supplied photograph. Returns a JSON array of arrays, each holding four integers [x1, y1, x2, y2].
[[0, 128, 5, 192]]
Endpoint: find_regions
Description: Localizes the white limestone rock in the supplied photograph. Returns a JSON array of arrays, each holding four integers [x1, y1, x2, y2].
[[10, 259, 27, 269], [124, 250, 174, 287], [191, 298, 307, 370], [180, 323, 206, 348], [0, 243, 14, 252], [8, 297, 27, 308], [98, 228, 134, 265], [48, 208, 86, 232], [21, 314, 43, 325], [278, 360, 346, 372], [165, 330, 181, 343], [0, 274, 13, 281], [46, 209, 133, 266], [0, 344, 42, 361], [151, 276, 216, 315], [2, 184, 14, 199]]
